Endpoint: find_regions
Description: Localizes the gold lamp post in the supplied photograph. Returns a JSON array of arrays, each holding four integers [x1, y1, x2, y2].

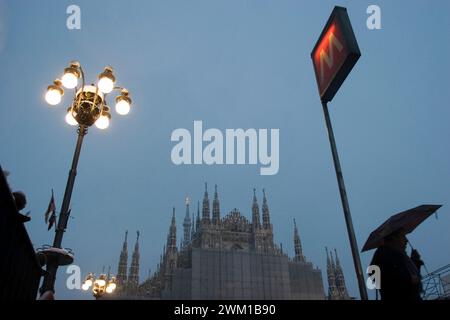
[[39, 61, 132, 296], [82, 272, 117, 299]]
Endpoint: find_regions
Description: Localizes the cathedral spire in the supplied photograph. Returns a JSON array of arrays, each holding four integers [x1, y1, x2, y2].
[[128, 231, 140, 292], [293, 219, 305, 262], [164, 208, 178, 283], [196, 200, 200, 231], [330, 247, 336, 273], [212, 184, 220, 225], [183, 197, 191, 247], [333, 248, 349, 299], [117, 230, 128, 288], [333, 249, 340, 269], [191, 212, 195, 240], [167, 207, 177, 253], [262, 189, 271, 229], [252, 188, 260, 229], [326, 247, 338, 300], [202, 182, 210, 224]]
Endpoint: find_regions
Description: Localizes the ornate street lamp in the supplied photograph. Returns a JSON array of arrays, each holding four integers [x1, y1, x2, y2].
[[82, 272, 117, 299], [39, 61, 132, 296]]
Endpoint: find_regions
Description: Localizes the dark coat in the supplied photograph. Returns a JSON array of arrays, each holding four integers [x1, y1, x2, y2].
[[371, 245, 422, 300]]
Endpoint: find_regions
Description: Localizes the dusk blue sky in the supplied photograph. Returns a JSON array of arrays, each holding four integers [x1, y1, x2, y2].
[[1, 0, 449, 300]]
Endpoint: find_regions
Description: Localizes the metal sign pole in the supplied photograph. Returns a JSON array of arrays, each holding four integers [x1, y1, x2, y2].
[[321, 101, 368, 300]]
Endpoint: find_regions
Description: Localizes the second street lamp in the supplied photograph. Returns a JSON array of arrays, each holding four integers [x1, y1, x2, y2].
[[39, 61, 132, 295], [82, 272, 117, 299]]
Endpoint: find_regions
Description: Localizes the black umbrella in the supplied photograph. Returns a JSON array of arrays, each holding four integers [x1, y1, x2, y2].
[[362, 204, 442, 252]]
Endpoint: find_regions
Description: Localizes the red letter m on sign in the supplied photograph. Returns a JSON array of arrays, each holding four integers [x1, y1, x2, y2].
[[311, 7, 361, 102], [319, 31, 344, 84]]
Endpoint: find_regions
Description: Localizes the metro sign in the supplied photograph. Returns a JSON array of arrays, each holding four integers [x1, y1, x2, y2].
[[311, 6, 361, 103]]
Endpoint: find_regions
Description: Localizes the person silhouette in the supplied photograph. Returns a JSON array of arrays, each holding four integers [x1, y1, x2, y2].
[[370, 228, 423, 300]]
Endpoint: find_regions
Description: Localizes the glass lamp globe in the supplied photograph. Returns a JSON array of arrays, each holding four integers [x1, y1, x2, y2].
[[95, 115, 110, 129], [65, 110, 78, 126], [96, 278, 106, 287], [98, 67, 115, 94], [61, 72, 78, 89], [98, 77, 114, 94], [84, 279, 93, 287], [45, 88, 63, 105], [115, 99, 131, 115]]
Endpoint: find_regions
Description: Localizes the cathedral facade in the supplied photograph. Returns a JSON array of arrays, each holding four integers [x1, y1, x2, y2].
[[115, 184, 327, 300]]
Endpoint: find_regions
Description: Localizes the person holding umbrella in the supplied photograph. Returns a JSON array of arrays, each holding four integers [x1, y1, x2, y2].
[[362, 205, 442, 301]]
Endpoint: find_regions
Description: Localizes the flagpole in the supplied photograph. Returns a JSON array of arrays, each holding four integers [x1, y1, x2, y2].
[[40, 125, 87, 295]]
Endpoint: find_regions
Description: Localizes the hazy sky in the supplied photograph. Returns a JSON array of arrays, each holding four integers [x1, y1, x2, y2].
[[1, 0, 449, 299]]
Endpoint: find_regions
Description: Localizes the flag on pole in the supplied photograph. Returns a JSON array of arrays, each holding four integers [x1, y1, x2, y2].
[[48, 210, 56, 231], [44, 189, 56, 230], [44, 189, 56, 223]]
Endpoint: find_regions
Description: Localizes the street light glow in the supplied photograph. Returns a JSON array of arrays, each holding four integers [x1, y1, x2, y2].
[[61, 72, 78, 89], [108, 282, 116, 291], [45, 89, 62, 105], [98, 66, 115, 94], [61, 61, 81, 89], [65, 110, 78, 126], [96, 278, 106, 287], [115, 89, 132, 115], [115, 99, 131, 115], [45, 79, 64, 106], [84, 279, 93, 287], [98, 77, 114, 94], [95, 114, 110, 129], [82, 272, 116, 298]]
